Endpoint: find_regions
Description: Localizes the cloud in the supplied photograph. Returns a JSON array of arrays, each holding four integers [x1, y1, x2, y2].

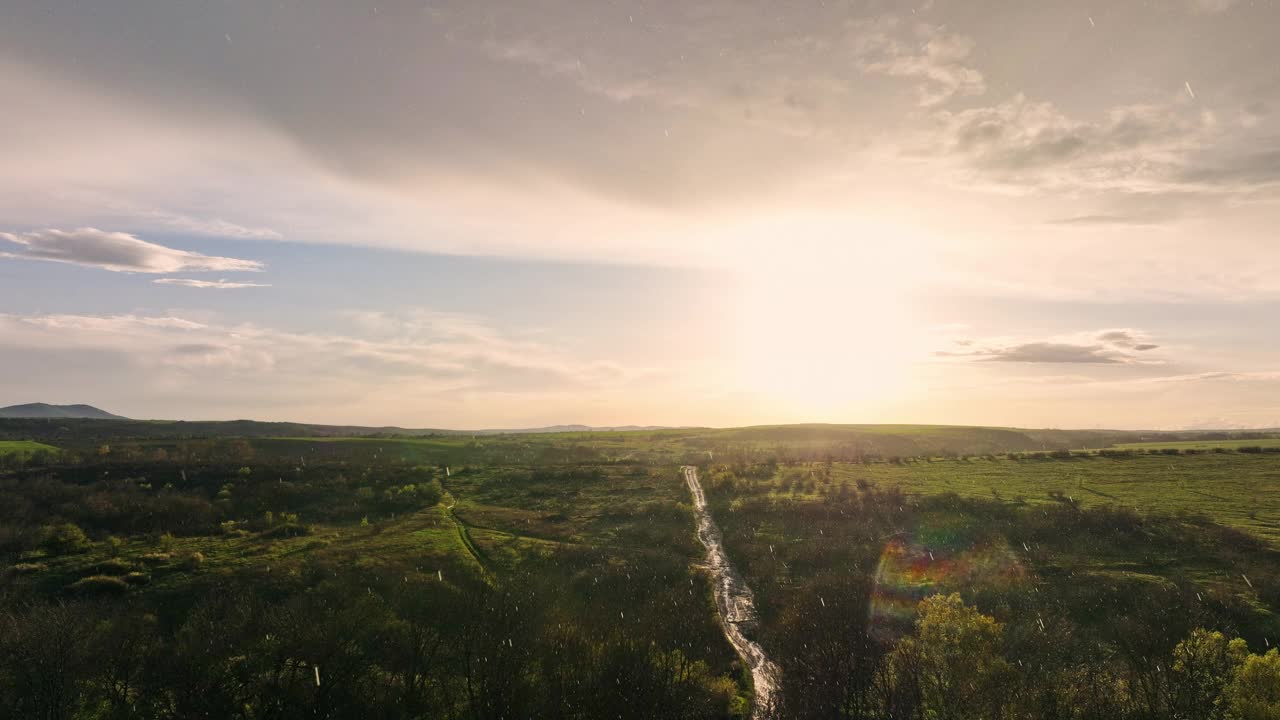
[[153, 278, 272, 289], [0, 228, 263, 273], [1095, 329, 1160, 351], [133, 210, 283, 240], [931, 94, 1214, 193], [1189, 0, 1237, 14], [0, 310, 636, 395], [856, 21, 986, 107], [1045, 214, 1168, 227], [937, 329, 1161, 365], [981, 342, 1126, 364], [1141, 371, 1280, 385], [1178, 148, 1280, 189]]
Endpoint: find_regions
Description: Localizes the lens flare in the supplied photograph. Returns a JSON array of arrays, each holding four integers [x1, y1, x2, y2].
[[869, 529, 1027, 641]]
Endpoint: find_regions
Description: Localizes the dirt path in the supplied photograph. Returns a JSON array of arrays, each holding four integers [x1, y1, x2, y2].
[[683, 466, 780, 718], [440, 492, 490, 578]]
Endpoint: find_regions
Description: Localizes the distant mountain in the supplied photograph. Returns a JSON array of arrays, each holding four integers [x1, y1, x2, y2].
[[0, 403, 128, 420]]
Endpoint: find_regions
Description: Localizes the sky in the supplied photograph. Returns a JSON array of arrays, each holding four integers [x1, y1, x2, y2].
[[1, 0, 1278, 429]]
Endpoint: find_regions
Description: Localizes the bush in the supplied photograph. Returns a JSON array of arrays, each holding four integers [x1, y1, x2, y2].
[[184, 551, 205, 571], [122, 571, 151, 585], [139, 552, 172, 565], [9, 562, 46, 575], [43, 523, 91, 554], [66, 574, 130, 595], [88, 558, 134, 576]]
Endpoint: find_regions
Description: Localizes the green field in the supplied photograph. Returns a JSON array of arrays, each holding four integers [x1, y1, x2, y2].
[[1114, 438, 1280, 452], [0, 439, 57, 456], [834, 453, 1280, 544]]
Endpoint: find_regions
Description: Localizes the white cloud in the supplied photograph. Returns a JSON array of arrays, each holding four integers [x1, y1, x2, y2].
[[0, 228, 263, 273], [153, 278, 271, 289]]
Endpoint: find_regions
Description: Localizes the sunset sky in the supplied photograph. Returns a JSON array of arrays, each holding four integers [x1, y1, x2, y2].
[[2, 0, 1278, 429]]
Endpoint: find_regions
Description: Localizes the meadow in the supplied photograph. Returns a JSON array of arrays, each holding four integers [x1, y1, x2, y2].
[[1114, 438, 1280, 452], [0, 439, 58, 456]]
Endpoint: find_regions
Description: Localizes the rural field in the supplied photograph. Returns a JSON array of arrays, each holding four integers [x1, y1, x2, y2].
[[5, 419, 1280, 718]]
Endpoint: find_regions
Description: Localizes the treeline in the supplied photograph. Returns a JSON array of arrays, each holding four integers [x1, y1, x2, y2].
[[768, 590, 1280, 719], [1, 557, 740, 720], [0, 460, 447, 557]]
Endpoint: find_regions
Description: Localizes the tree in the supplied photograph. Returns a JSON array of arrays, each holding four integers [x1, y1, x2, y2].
[[1169, 628, 1248, 720], [888, 593, 1013, 720], [1224, 649, 1280, 720]]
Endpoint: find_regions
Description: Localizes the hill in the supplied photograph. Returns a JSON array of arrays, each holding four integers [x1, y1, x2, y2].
[[0, 403, 127, 420]]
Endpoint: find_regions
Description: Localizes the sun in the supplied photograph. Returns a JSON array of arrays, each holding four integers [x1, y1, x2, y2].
[[723, 214, 935, 419]]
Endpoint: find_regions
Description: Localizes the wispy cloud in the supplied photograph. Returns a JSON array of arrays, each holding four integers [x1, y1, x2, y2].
[[855, 20, 986, 107], [930, 94, 1214, 194], [937, 329, 1162, 365], [1189, 0, 1237, 14], [153, 278, 271, 289], [1045, 214, 1169, 227], [0, 310, 635, 393], [133, 210, 283, 240], [0, 228, 263, 273]]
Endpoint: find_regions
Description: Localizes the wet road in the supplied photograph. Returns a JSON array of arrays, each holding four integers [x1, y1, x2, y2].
[[683, 466, 780, 718]]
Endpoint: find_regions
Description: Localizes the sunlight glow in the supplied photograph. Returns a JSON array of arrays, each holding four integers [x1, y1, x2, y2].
[[726, 215, 936, 419]]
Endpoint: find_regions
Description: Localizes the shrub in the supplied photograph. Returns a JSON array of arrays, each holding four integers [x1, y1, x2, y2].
[[89, 558, 134, 576], [184, 551, 205, 571], [139, 552, 172, 565], [262, 523, 310, 539], [66, 574, 130, 595], [9, 562, 46, 575], [43, 523, 91, 554], [122, 571, 151, 585]]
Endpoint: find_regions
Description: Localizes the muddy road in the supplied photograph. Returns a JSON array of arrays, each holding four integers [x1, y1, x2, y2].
[[683, 466, 780, 718]]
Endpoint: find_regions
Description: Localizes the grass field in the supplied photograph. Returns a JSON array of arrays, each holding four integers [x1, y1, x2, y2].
[[0, 439, 57, 456], [829, 453, 1280, 544], [1114, 438, 1280, 452]]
